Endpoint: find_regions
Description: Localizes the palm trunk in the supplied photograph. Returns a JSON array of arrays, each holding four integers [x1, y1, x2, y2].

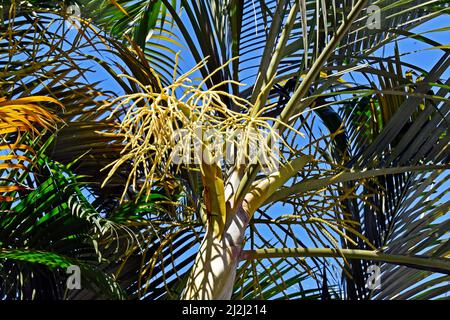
[[181, 206, 249, 300]]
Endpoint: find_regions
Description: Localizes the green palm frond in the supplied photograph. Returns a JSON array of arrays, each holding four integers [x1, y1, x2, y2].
[[0, 153, 127, 299]]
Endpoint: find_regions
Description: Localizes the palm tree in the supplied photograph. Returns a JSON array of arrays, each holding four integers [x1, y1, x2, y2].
[[1, 0, 449, 300]]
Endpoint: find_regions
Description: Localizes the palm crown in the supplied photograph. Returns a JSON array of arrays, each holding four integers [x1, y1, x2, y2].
[[0, 0, 449, 300]]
